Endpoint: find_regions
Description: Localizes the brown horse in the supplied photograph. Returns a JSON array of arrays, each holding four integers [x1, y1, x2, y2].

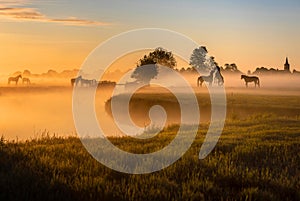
[[22, 77, 31, 85], [8, 75, 22, 85], [71, 76, 82, 86], [241, 75, 260, 88]]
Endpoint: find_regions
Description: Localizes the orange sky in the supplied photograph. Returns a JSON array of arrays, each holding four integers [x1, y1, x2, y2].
[[1, 30, 298, 75], [0, 1, 299, 75]]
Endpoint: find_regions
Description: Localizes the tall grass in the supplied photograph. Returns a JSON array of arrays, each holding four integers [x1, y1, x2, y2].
[[0, 114, 299, 201]]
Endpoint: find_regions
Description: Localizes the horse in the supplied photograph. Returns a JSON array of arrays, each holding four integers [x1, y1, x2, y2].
[[91, 79, 98, 86], [197, 71, 214, 87], [241, 75, 260, 88], [71, 76, 82, 86], [80, 78, 94, 87], [214, 72, 224, 86], [8, 75, 22, 85], [22, 77, 31, 85]]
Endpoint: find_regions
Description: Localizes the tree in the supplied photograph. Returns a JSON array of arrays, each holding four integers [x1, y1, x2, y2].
[[224, 63, 230, 70], [131, 64, 158, 84], [136, 47, 176, 68], [190, 46, 216, 73], [224, 63, 240, 72], [253, 67, 269, 75], [131, 47, 177, 84], [23, 70, 31, 76], [179, 67, 185, 73]]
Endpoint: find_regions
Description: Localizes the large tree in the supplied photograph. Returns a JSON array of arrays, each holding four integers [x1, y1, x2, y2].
[[189, 46, 216, 73], [137, 47, 176, 68], [131, 47, 177, 84]]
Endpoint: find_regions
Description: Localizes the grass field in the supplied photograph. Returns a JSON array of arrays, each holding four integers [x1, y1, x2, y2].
[[1, 91, 300, 201]]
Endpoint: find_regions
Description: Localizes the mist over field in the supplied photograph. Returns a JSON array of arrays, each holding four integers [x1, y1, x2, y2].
[[0, 87, 75, 140], [1, 71, 300, 141]]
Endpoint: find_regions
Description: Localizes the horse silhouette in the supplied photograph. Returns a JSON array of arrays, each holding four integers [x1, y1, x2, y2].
[[214, 72, 224, 86], [197, 70, 214, 87], [8, 75, 22, 85], [22, 77, 31, 85], [71, 76, 82, 86], [214, 66, 224, 86], [80, 78, 95, 87], [71, 76, 98, 87], [241, 75, 260, 88]]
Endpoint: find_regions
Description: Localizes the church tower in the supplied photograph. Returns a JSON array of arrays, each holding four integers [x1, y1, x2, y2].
[[284, 57, 290, 72]]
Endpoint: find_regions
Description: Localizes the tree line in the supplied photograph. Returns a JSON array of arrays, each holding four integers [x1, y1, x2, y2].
[[131, 46, 242, 84]]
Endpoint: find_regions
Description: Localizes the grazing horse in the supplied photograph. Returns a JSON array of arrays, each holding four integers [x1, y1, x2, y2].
[[214, 72, 224, 86], [22, 77, 31, 85], [197, 71, 214, 87], [241, 75, 260, 88], [8, 75, 22, 85], [71, 76, 82, 86]]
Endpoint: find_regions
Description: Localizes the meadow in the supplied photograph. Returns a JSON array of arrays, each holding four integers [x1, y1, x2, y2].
[[0, 90, 299, 201]]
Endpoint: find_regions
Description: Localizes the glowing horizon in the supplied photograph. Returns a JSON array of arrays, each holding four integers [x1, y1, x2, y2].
[[0, 0, 299, 74]]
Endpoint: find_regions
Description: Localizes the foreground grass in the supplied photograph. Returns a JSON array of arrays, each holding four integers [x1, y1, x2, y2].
[[1, 115, 300, 201]]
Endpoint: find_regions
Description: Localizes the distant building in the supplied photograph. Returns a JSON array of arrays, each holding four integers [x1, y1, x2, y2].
[[284, 57, 291, 73], [253, 57, 292, 75]]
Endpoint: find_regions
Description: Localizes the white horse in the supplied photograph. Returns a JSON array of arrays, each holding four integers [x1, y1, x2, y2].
[[214, 72, 224, 86], [197, 71, 214, 87]]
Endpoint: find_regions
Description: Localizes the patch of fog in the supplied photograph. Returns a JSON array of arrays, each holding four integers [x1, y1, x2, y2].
[[0, 86, 125, 141], [0, 88, 76, 140]]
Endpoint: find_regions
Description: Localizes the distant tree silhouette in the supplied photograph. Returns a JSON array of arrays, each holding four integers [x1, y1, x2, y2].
[[224, 63, 241, 73], [224, 63, 237, 71], [23, 70, 31, 76], [253, 67, 279, 75], [131, 47, 176, 84], [46, 69, 58, 77], [180, 67, 185, 73]]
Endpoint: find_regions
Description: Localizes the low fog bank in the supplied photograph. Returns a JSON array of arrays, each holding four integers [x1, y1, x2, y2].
[[223, 73, 300, 88], [178, 73, 300, 88], [1, 67, 299, 92], [0, 76, 74, 87], [1, 72, 300, 140], [104, 90, 300, 133]]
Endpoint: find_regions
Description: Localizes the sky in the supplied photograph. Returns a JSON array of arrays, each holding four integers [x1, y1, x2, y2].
[[0, 0, 300, 74]]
